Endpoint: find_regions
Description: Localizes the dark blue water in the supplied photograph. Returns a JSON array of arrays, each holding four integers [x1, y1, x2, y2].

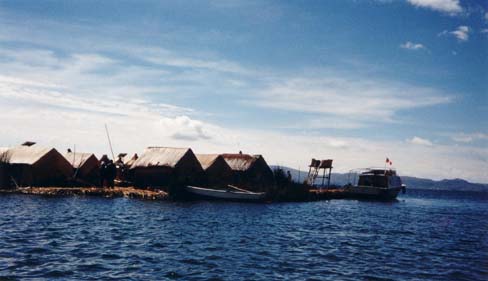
[[0, 190, 487, 280]]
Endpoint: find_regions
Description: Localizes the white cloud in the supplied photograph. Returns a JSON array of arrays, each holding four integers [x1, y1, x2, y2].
[[1, 72, 486, 182], [162, 116, 212, 141], [0, 74, 213, 145], [0, 20, 484, 182], [253, 76, 452, 126], [406, 0, 463, 14], [451, 25, 470, 41], [451, 132, 488, 143], [400, 41, 426, 50], [440, 26, 470, 41], [408, 136, 433, 146], [126, 47, 252, 75]]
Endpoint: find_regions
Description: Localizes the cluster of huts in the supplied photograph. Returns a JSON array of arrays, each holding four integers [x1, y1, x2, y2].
[[0, 142, 275, 193]]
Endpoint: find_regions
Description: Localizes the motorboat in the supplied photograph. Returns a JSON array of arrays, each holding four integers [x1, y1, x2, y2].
[[343, 168, 406, 200]]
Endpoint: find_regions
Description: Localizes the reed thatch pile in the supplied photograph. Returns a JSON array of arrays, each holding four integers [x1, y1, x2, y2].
[[0, 186, 168, 200]]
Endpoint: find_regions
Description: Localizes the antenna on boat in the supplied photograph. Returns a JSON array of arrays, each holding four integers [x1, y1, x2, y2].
[[105, 124, 115, 160]]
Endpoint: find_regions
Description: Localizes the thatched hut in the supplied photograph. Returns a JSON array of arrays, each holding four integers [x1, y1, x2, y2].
[[4, 145, 73, 187], [62, 150, 99, 184], [195, 154, 233, 188], [221, 153, 274, 191], [130, 147, 203, 189]]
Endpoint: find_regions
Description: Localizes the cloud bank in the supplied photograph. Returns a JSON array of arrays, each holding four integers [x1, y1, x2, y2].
[[406, 0, 463, 14]]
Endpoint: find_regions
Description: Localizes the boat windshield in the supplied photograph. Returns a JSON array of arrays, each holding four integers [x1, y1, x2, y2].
[[358, 175, 388, 188], [388, 176, 402, 188], [358, 174, 403, 188]]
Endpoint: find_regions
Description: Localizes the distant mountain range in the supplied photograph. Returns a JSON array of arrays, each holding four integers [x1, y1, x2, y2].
[[271, 166, 488, 192]]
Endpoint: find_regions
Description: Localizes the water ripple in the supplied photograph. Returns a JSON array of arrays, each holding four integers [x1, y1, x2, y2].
[[0, 190, 486, 280]]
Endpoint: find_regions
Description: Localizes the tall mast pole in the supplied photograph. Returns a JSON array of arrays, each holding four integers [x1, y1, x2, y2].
[[105, 124, 115, 160]]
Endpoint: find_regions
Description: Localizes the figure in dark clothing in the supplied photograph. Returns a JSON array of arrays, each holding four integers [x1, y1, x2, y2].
[[99, 160, 107, 188], [99, 154, 109, 188], [106, 160, 116, 189]]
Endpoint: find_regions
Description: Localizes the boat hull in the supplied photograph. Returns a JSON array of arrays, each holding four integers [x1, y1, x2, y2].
[[185, 186, 266, 202], [343, 185, 402, 201]]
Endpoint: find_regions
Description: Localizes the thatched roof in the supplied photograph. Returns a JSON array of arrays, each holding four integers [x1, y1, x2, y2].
[[221, 153, 261, 171], [62, 152, 97, 169], [123, 153, 138, 167], [131, 147, 191, 168], [195, 154, 222, 170], [2, 145, 54, 165]]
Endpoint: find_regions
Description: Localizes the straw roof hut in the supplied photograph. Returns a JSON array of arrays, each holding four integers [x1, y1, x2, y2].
[[221, 153, 274, 191], [62, 150, 99, 184], [130, 147, 203, 189], [3, 144, 73, 187], [196, 154, 233, 188]]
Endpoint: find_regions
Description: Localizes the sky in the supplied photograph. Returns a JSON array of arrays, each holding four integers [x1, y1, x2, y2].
[[0, 0, 486, 182]]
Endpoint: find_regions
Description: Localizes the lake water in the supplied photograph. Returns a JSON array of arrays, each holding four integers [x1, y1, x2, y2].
[[0, 189, 487, 280]]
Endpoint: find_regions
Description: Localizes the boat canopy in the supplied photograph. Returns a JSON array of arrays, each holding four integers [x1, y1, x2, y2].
[[361, 168, 397, 176], [358, 172, 402, 188]]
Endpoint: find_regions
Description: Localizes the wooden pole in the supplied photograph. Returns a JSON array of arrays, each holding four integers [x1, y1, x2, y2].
[[328, 167, 332, 188], [322, 166, 326, 187], [105, 124, 115, 160]]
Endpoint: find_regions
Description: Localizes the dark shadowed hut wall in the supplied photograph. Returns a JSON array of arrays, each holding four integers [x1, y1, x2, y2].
[[221, 153, 274, 192], [196, 154, 233, 188], [130, 147, 203, 190], [63, 152, 100, 185], [6, 146, 73, 187]]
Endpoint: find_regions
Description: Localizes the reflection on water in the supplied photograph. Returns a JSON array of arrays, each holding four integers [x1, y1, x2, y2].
[[0, 189, 487, 280]]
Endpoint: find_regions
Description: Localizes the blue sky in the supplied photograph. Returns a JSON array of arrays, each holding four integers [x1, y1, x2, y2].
[[0, 0, 486, 182]]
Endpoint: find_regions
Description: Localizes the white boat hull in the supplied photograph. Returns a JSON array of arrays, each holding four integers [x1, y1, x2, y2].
[[185, 186, 266, 202]]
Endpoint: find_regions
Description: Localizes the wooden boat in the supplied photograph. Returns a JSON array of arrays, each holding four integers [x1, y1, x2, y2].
[[343, 168, 406, 200], [185, 185, 266, 202]]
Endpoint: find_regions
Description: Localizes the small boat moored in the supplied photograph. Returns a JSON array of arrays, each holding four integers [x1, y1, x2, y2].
[[185, 185, 267, 202], [343, 168, 406, 201]]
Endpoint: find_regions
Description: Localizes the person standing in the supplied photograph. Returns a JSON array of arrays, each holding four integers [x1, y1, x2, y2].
[[106, 160, 116, 189], [99, 155, 109, 188]]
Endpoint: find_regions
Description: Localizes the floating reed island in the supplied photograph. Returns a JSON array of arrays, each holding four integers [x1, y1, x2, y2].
[[0, 141, 404, 202], [0, 186, 168, 200]]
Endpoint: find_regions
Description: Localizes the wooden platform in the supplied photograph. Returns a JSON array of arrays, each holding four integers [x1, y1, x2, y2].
[[0, 186, 168, 200]]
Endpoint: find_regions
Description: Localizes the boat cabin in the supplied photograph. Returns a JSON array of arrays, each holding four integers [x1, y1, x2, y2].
[[357, 169, 402, 188]]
